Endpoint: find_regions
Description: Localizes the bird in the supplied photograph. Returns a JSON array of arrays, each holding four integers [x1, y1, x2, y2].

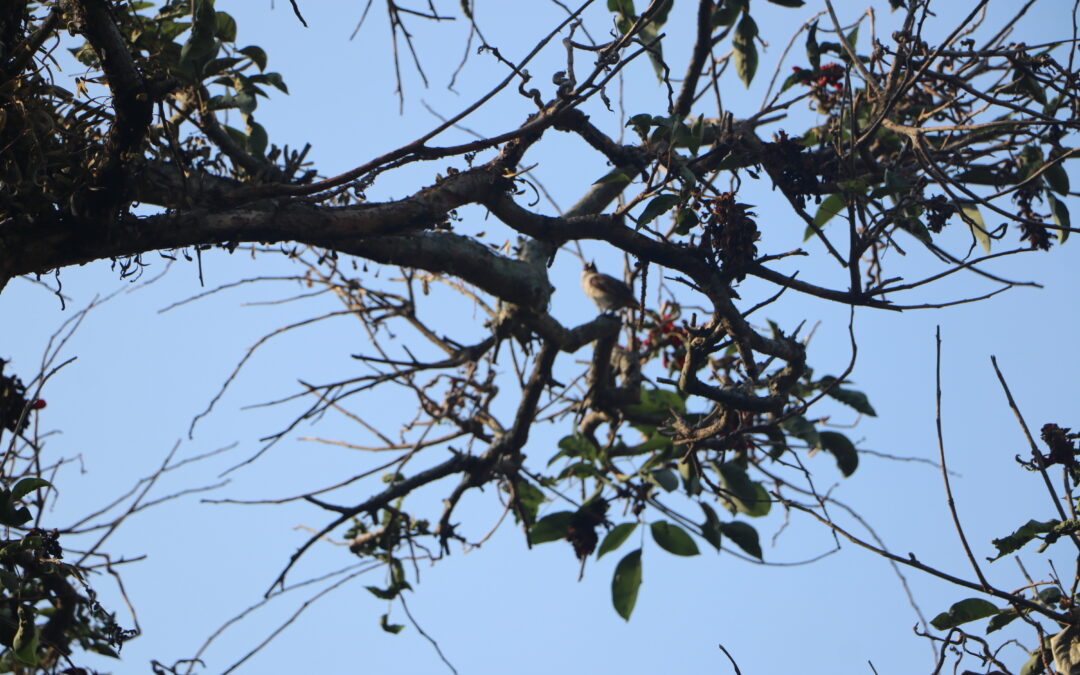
[[581, 261, 639, 313]]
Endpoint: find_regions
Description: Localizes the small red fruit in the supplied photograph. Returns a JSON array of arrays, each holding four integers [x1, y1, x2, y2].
[[31, 399, 46, 410]]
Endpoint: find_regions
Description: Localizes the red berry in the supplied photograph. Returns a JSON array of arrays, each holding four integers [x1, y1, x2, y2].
[[32, 399, 46, 410]]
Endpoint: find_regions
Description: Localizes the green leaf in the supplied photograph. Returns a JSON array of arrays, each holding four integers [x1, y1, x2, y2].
[[611, 549, 643, 620], [720, 521, 761, 558], [1049, 193, 1071, 244], [179, 0, 218, 74], [366, 585, 400, 600], [716, 462, 771, 517], [678, 460, 702, 496], [1043, 160, 1070, 195], [818, 376, 878, 416], [648, 468, 679, 492], [530, 511, 574, 544], [674, 208, 699, 235], [767, 0, 804, 5], [812, 193, 845, 231], [251, 71, 289, 94], [560, 462, 600, 479], [733, 14, 759, 87], [239, 45, 268, 71], [650, 520, 700, 556], [712, 4, 740, 27], [987, 607, 1021, 633], [593, 169, 632, 186], [959, 203, 990, 254], [12, 606, 38, 665], [650, 0, 674, 26], [379, 613, 405, 634], [214, 11, 237, 41], [1038, 586, 1063, 605], [782, 415, 821, 449], [638, 194, 682, 227], [805, 20, 820, 71], [245, 119, 268, 157], [699, 503, 723, 551], [688, 115, 705, 156], [1020, 647, 1046, 675], [990, 519, 1058, 560], [624, 386, 686, 418], [554, 433, 598, 463], [10, 478, 51, 503], [818, 431, 859, 477], [513, 480, 545, 526], [930, 598, 999, 630], [598, 522, 638, 559]]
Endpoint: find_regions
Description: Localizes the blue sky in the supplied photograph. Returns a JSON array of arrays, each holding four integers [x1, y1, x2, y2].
[[2, 1, 1078, 673]]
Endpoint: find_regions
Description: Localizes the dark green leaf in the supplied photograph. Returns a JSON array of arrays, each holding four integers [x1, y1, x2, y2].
[[650, 0, 674, 26], [711, 4, 740, 27], [638, 194, 682, 227], [0, 503, 31, 527], [733, 14, 758, 87], [530, 511, 574, 544], [513, 480, 545, 526], [379, 613, 405, 634], [203, 56, 242, 77], [650, 520, 700, 556], [818, 431, 859, 477], [649, 468, 679, 492], [1020, 647, 1046, 675], [1043, 161, 1070, 195], [699, 503, 723, 551], [251, 71, 289, 94], [555, 433, 598, 462], [179, 0, 218, 73], [674, 208, 699, 235], [678, 460, 702, 496], [782, 415, 821, 449], [10, 478, 51, 503], [990, 519, 1058, 560], [717, 462, 770, 517], [1049, 193, 1071, 244], [930, 598, 998, 630], [239, 45, 268, 71], [779, 71, 803, 94], [1038, 586, 1063, 605], [245, 119, 268, 157], [689, 115, 705, 156], [987, 608, 1020, 633], [598, 523, 638, 559], [214, 11, 237, 41], [954, 165, 998, 184], [767, 0, 804, 6], [366, 585, 399, 600], [818, 376, 878, 416], [720, 521, 761, 558], [560, 462, 600, 479], [805, 20, 820, 71], [611, 549, 643, 620]]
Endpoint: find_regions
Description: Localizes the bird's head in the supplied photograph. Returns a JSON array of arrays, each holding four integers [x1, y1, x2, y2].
[[583, 261, 597, 273]]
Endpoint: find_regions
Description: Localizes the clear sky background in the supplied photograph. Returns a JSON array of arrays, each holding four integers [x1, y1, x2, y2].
[[2, 1, 1078, 673]]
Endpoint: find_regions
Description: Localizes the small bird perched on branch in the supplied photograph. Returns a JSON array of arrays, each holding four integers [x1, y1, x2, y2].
[[581, 261, 639, 313]]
